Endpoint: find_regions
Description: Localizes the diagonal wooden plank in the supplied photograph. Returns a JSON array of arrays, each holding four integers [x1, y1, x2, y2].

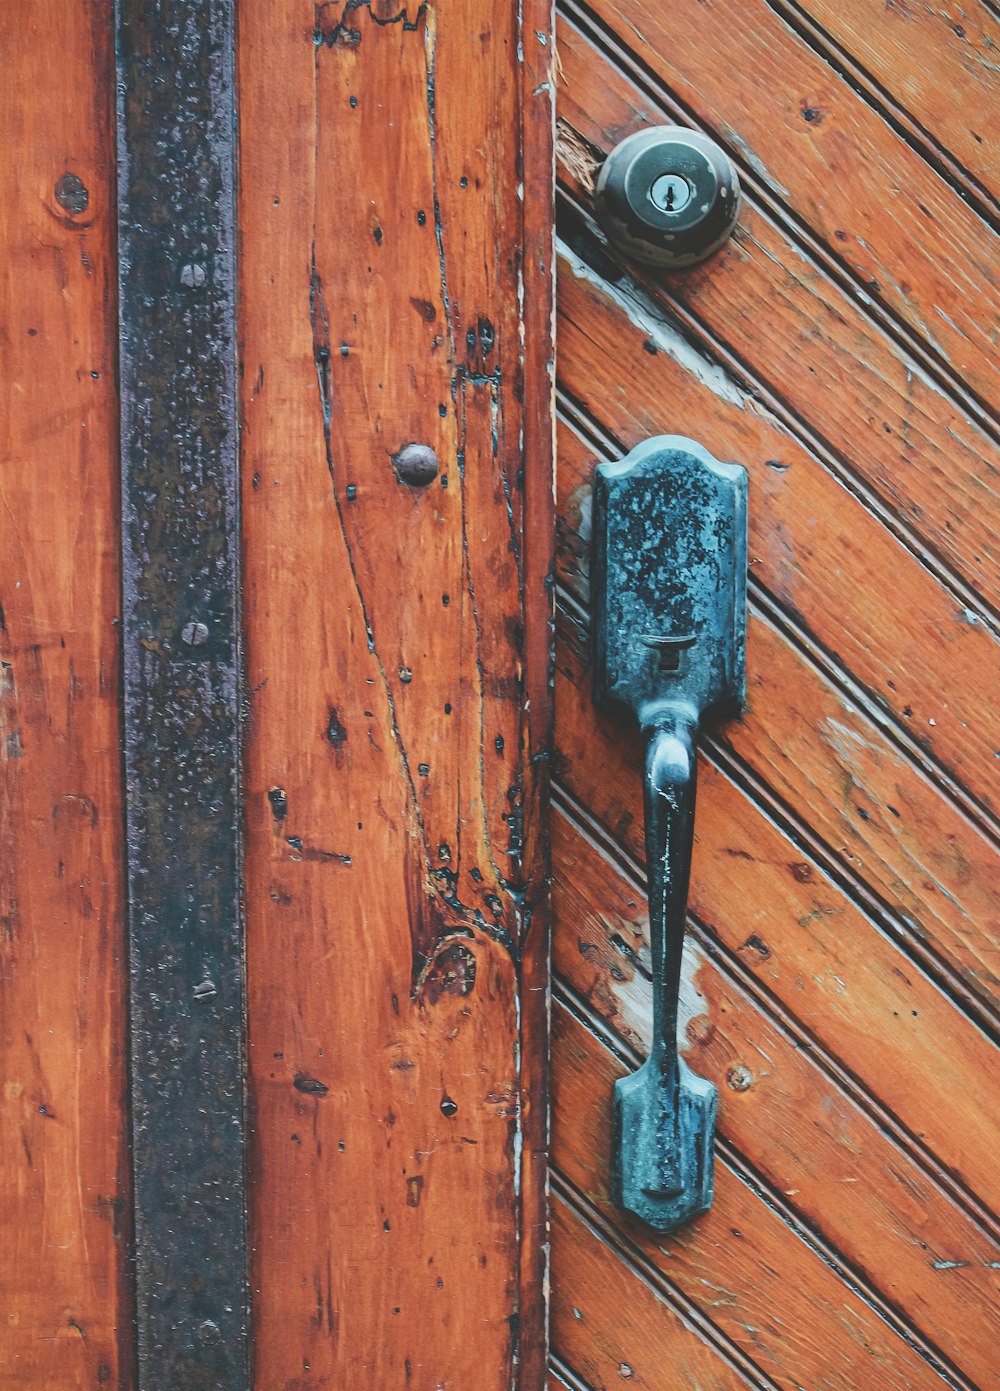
[[556, 417, 1000, 1022], [554, 13, 1000, 612], [770, 0, 1000, 213], [573, 0, 1000, 415], [551, 803, 1000, 1387]]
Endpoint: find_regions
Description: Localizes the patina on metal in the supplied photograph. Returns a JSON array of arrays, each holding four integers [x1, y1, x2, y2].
[[593, 436, 747, 1233], [595, 127, 741, 269], [116, 2, 247, 1383]]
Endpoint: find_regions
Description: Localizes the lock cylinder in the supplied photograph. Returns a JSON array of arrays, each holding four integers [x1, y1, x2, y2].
[[595, 126, 741, 269]]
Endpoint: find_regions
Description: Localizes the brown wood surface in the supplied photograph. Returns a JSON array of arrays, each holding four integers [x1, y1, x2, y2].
[[0, 2, 130, 1386], [553, 614, 1000, 1220], [551, 802, 1000, 1387], [552, 1007, 956, 1391], [238, 0, 554, 1385], [548, 2, 1000, 1388], [550, 1196, 755, 1391], [557, 419, 1000, 1023], [556, 263, 1000, 822], [555, 13, 1000, 611], [778, 0, 1000, 214], [572, 0, 1000, 416]]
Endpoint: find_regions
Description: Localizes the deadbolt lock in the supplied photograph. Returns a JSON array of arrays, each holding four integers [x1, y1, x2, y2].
[[595, 127, 741, 269]]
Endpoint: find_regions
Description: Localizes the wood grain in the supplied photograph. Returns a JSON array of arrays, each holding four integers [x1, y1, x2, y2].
[[548, 6, 1000, 1391], [557, 418, 1000, 1020], [238, 0, 553, 1384], [551, 814, 1000, 1388], [555, 13, 1000, 609], [0, 2, 130, 1386], [555, 260, 1000, 822], [788, 0, 1000, 209], [552, 1003, 953, 1391], [551, 1196, 753, 1391], [576, 0, 1000, 412], [553, 613, 1000, 1221]]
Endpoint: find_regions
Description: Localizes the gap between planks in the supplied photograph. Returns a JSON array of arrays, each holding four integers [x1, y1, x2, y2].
[[552, 982, 979, 1391], [551, 1172, 782, 1391], [552, 778, 1000, 1247], [555, 386, 1000, 859], [761, 0, 1000, 232], [548, 1356, 592, 1391], [557, 566, 1000, 1048], [557, 0, 1000, 444], [555, 204, 1000, 638]]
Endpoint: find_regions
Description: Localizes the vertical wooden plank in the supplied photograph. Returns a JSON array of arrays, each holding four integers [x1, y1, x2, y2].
[[0, 2, 130, 1385], [238, 0, 554, 1383], [115, 2, 247, 1384]]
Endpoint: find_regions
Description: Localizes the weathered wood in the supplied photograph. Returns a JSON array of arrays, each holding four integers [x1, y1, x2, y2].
[[553, 612, 1000, 1221], [0, 2, 130, 1385], [555, 13, 1000, 609], [573, 0, 1000, 414], [238, 0, 554, 1383], [548, 6, 1000, 1391], [556, 260, 1000, 821], [551, 1194, 756, 1390], [785, 0, 1000, 211], [557, 418, 1000, 1020], [551, 814, 1000, 1388], [552, 1006, 952, 1391]]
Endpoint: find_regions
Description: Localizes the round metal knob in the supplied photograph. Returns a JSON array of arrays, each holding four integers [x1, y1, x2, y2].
[[595, 127, 741, 269]]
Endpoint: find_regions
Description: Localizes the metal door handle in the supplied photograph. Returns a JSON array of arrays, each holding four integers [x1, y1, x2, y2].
[[592, 436, 748, 1232]]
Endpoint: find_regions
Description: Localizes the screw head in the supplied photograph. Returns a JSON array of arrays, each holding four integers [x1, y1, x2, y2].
[[726, 1064, 754, 1092], [179, 262, 207, 288], [392, 442, 439, 488], [181, 620, 209, 647], [596, 126, 741, 269]]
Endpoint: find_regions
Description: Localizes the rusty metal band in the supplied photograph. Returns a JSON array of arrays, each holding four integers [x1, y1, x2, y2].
[[115, 2, 248, 1384]]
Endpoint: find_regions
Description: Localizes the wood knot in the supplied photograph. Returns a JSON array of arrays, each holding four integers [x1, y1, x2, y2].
[[55, 172, 89, 215]]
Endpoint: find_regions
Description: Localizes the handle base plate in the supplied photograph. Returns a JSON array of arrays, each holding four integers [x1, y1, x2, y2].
[[613, 1060, 717, 1232]]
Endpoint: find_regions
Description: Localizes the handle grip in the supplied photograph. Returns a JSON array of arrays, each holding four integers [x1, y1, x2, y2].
[[612, 710, 716, 1225]]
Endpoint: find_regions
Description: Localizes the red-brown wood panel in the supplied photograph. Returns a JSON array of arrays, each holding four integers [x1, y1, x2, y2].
[[774, 0, 1000, 213], [574, 0, 1000, 414], [556, 263, 1000, 821], [553, 618, 1000, 1220], [552, 1004, 957, 1391], [555, 13, 1000, 611], [550, 1197, 756, 1391], [552, 794, 1000, 1387], [0, 2, 130, 1386], [556, 420, 1000, 1026], [238, 0, 553, 1385], [549, 0, 1000, 1387]]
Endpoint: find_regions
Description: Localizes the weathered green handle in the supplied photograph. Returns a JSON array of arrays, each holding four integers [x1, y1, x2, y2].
[[592, 436, 747, 1233], [612, 711, 715, 1229]]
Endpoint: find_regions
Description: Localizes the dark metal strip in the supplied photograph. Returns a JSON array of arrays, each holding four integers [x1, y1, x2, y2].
[[115, 2, 247, 1384]]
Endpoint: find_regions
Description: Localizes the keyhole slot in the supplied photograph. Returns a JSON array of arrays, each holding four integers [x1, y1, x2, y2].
[[649, 173, 693, 214]]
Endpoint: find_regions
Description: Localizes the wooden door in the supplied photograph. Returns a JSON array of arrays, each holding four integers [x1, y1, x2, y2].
[[2, 1, 999, 1390], [1, 1, 553, 1387], [548, 3, 1000, 1389]]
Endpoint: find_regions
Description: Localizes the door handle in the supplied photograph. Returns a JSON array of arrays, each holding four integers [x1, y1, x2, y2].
[[592, 436, 748, 1232]]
